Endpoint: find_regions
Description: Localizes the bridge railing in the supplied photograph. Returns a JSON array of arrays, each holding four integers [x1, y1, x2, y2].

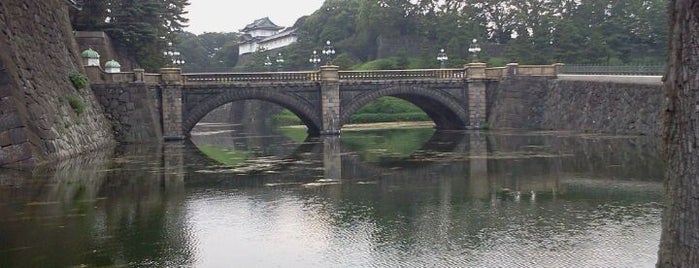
[[182, 71, 320, 84], [338, 69, 465, 80], [144, 74, 161, 84], [559, 64, 665, 75], [485, 67, 507, 79], [516, 65, 560, 76]]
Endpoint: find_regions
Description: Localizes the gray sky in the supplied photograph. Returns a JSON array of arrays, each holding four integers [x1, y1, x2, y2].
[[184, 0, 326, 34]]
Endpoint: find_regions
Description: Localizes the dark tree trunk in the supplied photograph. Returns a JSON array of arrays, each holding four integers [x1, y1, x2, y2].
[[657, 0, 699, 267]]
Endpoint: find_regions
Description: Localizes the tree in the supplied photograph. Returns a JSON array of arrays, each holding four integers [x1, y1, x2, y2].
[[70, 0, 109, 31], [70, 0, 190, 71], [657, 0, 699, 266]]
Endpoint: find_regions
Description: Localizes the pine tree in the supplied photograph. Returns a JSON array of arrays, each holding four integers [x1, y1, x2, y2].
[[70, 0, 189, 71]]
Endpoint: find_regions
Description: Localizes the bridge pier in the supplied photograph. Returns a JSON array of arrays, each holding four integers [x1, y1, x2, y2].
[[320, 66, 341, 135], [160, 68, 185, 141], [467, 62, 488, 129], [322, 136, 342, 180], [468, 132, 490, 199]]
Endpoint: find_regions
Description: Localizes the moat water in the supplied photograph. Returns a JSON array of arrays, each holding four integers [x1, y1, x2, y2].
[[0, 124, 664, 267]]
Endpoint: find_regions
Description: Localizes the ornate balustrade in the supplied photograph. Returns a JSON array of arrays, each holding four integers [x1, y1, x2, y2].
[[338, 69, 465, 80], [183, 71, 320, 84], [87, 64, 560, 86]]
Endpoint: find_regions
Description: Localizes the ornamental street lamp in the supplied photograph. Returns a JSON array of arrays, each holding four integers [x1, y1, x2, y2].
[[437, 48, 448, 68], [468, 38, 481, 63], [263, 55, 273, 71], [276, 52, 285, 71], [164, 42, 185, 67], [322, 40, 336, 65], [309, 50, 321, 70]]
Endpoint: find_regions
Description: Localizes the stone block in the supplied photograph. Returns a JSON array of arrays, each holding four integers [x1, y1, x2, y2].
[[0, 142, 33, 166], [0, 112, 22, 131], [119, 91, 129, 102], [9, 127, 28, 144], [0, 132, 11, 146], [0, 97, 16, 114], [0, 85, 11, 99]]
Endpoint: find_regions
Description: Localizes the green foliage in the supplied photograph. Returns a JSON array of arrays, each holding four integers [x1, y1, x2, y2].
[[341, 128, 435, 162], [350, 96, 428, 123], [288, 0, 668, 67], [68, 72, 88, 90], [272, 97, 429, 127], [355, 96, 423, 114], [174, 32, 239, 72], [71, 0, 668, 70], [276, 127, 308, 143], [487, 57, 508, 67], [332, 53, 359, 70], [67, 94, 86, 115], [349, 113, 429, 123], [354, 58, 397, 70], [70, 0, 190, 71], [272, 109, 302, 126], [197, 145, 248, 166]]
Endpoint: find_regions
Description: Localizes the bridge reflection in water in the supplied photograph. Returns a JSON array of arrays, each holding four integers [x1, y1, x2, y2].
[[184, 128, 663, 201], [0, 128, 664, 267]]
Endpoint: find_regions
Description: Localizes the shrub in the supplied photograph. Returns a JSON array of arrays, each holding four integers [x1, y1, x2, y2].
[[67, 94, 86, 115], [69, 71, 88, 90]]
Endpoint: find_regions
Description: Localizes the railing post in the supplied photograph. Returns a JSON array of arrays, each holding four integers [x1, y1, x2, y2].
[[506, 62, 519, 77], [467, 62, 488, 129], [320, 65, 341, 135], [553, 63, 564, 77], [133, 68, 145, 83], [160, 67, 185, 141], [84, 65, 104, 84]]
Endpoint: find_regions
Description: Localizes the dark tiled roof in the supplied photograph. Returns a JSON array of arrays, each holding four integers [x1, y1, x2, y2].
[[241, 17, 284, 32]]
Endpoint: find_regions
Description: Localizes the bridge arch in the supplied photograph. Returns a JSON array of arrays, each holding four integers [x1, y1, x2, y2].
[[182, 88, 321, 136], [340, 85, 469, 129]]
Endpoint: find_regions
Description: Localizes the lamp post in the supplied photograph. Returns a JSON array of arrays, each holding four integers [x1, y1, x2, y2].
[[468, 38, 481, 63], [275, 52, 285, 72], [322, 40, 336, 65], [163, 42, 185, 67], [309, 50, 321, 70], [437, 48, 448, 68], [264, 55, 272, 71]]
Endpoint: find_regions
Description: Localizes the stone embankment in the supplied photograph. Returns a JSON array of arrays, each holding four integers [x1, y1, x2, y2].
[[0, 0, 114, 166], [489, 76, 664, 137]]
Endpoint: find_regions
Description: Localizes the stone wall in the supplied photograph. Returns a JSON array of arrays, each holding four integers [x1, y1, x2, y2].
[[92, 83, 162, 143], [0, 0, 114, 166], [74, 31, 137, 71], [488, 77, 664, 136]]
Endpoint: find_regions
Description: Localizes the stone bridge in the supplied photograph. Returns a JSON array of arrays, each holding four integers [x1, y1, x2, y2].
[[86, 63, 561, 141]]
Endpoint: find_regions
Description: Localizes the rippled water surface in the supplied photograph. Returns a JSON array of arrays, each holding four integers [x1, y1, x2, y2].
[[0, 125, 664, 267]]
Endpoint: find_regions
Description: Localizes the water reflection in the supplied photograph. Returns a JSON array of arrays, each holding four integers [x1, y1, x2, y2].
[[0, 127, 664, 267]]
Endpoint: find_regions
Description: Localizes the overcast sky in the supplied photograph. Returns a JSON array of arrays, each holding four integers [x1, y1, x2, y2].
[[184, 0, 326, 34]]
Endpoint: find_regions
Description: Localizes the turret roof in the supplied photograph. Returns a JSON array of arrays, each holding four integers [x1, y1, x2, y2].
[[241, 17, 284, 32], [105, 60, 121, 68], [81, 48, 100, 59]]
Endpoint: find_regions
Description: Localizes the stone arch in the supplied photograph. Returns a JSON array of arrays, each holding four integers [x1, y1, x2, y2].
[[182, 88, 321, 136], [340, 85, 469, 129]]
